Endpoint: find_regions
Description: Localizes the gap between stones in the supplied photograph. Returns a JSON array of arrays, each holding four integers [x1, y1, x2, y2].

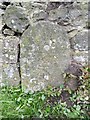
[[16, 25, 30, 89], [17, 43, 22, 89]]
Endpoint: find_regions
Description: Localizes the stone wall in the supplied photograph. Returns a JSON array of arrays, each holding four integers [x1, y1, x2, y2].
[[0, 1, 88, 92]]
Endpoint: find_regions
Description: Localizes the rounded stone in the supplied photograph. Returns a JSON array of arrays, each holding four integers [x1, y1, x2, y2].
[[48, 5, 68, 21], [71, 29, 88, 51], [3, 5, 29, 33], [21, 21, 70, 92]]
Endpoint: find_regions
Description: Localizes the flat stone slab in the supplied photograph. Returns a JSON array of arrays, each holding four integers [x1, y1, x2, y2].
[[3, 5, 29, 33], [21, 21, 70, 92]]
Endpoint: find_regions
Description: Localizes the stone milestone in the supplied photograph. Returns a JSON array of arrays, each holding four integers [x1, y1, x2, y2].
[[21, 21, 70, 92]]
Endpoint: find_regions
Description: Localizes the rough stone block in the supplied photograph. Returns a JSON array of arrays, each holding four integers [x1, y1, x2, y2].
[[3, 5, 29, 33], [72, 51, 88, 66], [2, 36, 19, 63], [21, 21, 70, 92], [70, 29, 88, 51], [1, 36, 20, 86]]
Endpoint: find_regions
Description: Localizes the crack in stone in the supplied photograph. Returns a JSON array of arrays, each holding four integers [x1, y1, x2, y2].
[[17, 43, 22, 89]]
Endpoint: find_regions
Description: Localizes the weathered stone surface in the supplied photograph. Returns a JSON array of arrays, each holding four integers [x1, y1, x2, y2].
[[69, 8, 82, 20], [21, 2, 47, 23], [46, 2, 61, 11], [2, 36, 19, 63], [70, 29, 88, 51], [72, 51, 88, 66], [65, 63, 82, 77], [48, 5, 68, 21], [0, 1, 89, 91], [21, 2, 47, 11], [3, 28, 15, 36], [0, 9, 4, 16], [2, 63, 20, 86], [31, 10, 48, 22], [3, 5, 29, 33], [65, 77, 79, 91], [1, 36, 20, 86], [21, 21, 70, 92]]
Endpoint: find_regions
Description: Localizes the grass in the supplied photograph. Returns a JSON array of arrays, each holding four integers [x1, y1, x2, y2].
[[0, 67, 90, 119]]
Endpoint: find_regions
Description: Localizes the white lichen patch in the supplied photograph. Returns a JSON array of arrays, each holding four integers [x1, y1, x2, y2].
[[74, 56, 86, 62], [51, 46, 55, 49], [30, 78, 36, 83], [8, 67, 14, 78], [31, 44, 35, 52], [13, 26, 16, 29], [0, 83, 5, 87], [5, 42, 9, 47], [54, 56, 57, 58], [11, 19, 15, 24], [5, 54, 8, 57], [44, 45, 50, 51], [52, 39, 56, 43], [10, 55, 14, 60], [49, 40, 52, 46], [44, 75, 49, 80]]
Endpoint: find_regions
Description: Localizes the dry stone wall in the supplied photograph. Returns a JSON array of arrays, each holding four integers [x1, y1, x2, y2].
[[0, 1, 88, 92]]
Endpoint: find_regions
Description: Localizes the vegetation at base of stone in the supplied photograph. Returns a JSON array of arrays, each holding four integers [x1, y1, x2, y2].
[[0, 67, 90, 120]]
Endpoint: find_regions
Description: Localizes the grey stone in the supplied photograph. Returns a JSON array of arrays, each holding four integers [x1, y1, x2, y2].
[[0, 9, 4, 16], [46, 2, 61, 11], [3, 5, 29, 33], [48, 5, 68, 21], [21, 2, 47, 11], [72, 51, 88, 66], [31, 10, 48, 22], [0, 16, 3, 31], [65, 63, 82, 77], [21, 2, 47, 23], [65, 77, 79, 91], [71, 14, 87, 28], [1, 35, 20, 86], [21, 21, 70, 92], [0, 0, 10, 3], [2, 36, 19, 63], [70, 29, 88, 51], [69, 8, 82, 20], [2, 63, 20, 86], [3, 28, 15, 36], [69, 3, 88, 28]]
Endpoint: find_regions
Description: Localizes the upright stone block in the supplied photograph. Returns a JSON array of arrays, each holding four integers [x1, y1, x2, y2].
[[1, 36, 20, 86], [2, 36, 19, 63], [21, 21, 70, 92]]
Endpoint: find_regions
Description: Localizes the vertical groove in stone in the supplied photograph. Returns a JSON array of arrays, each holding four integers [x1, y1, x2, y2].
[[17, 43, 22, 89]]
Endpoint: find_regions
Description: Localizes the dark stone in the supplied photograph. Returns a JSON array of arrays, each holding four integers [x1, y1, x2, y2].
[[65, 63, 82, 77], [46, 2, 61, 11], [64, 77, 79, 91], [60, 90, 74, 107]]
